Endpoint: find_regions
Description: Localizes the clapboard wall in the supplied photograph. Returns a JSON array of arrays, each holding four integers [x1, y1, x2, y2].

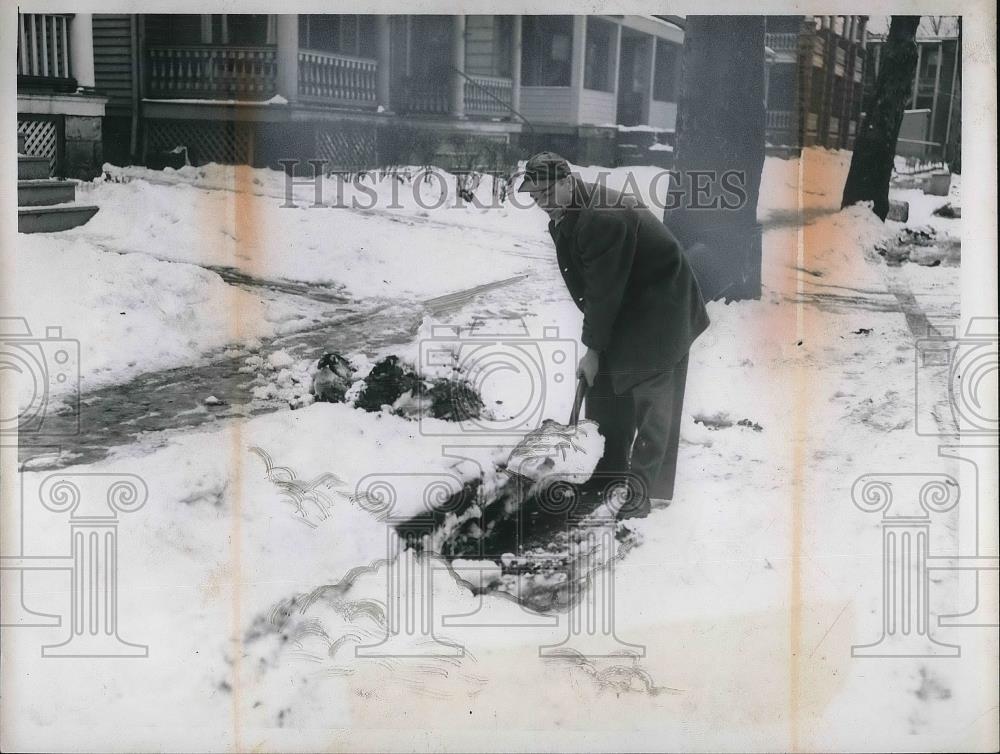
[[93, 13, 136, 163], [93, 14, 135, 118]]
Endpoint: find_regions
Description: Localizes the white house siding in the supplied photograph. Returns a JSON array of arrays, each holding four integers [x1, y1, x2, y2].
[[578, 88, 618, 126], [519, 86, 576, 124], [649, 99, 677, 130], [465, 15, 496, 76]]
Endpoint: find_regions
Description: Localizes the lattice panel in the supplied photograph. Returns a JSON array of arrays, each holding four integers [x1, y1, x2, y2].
[[315, 124, 377, 171], [18, 118, 57, 175], [146, 119, 253, 166]]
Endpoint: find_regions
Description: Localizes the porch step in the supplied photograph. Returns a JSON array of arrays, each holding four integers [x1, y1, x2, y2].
[[18, 179, 76, 207], [18, 204, 99, 234], [18, 155, 51, 180]]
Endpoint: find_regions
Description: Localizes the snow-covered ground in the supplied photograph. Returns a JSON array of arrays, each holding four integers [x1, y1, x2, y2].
[[3, 150, 993, 752]]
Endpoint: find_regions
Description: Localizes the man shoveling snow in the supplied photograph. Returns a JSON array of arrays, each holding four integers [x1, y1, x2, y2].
[[519, 152, 710, 518]]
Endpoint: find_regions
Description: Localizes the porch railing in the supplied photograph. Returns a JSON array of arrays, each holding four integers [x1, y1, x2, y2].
[[764, 32, 799, 54], [464, 75, 513, 117], [146, 45, 277, 100], [298, 49, 377, 106], [401, 80, 450, 115], [766, 110, 795, 131], [17, 13, 73, 80]]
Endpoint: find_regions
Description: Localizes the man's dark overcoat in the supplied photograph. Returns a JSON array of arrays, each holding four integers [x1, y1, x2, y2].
[[549, 179, 710, 394]]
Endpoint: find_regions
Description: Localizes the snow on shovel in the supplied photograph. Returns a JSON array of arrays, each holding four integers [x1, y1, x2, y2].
[[503, 376, 604, 489]]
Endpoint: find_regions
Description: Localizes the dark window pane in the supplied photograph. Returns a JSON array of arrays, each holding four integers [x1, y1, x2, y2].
[[145, 15, 202, 45], [766, 63, 797, 110], [521, 16, 572, 87], [227, 14, 268, 45], [584, 18, 613, 92], [495, 16, 513, 77]]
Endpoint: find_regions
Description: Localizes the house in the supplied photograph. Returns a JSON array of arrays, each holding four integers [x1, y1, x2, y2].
[[863, 17, 961, 165], [16, 13, 105, 232], [28, 13, 683, 173], [17, 12, 107, 179], [763, 15, 869, 151]]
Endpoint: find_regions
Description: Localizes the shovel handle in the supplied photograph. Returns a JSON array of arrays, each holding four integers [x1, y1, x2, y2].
[[569, 376, 588, 426]]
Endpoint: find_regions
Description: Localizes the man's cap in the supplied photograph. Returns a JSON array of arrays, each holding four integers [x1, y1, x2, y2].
[[518, 151, 571, 192]]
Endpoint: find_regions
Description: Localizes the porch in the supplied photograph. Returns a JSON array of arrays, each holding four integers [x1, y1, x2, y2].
[[142, 15, 521, 120], [17, 13, 107, 179], [518, 15, 682, 131]]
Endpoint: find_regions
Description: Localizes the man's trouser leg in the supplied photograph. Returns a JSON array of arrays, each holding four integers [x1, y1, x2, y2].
[[629, 355, 689, 501], [584, 363, 635, 490]]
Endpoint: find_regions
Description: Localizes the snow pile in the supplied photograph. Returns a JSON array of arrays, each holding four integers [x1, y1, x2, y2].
[[84, 163, 550, 297], [8, 233, 325, 402], [889, 173, 962, 235]]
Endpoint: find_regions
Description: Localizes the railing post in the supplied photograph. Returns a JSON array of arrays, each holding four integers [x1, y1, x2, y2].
[[276, 14, 299, 103], [450, 15, 466, 118], [69, 13, 95, 89]]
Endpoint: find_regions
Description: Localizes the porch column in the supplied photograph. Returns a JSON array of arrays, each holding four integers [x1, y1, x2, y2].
[[70, 13, 95, 89], [450, 14, 466, 118], [276, 14, 299, 103], [570, 16, 587, 118], [511, 16, 522, 113], [611, 22, 622, 103], [645, 36, 657, 125], [376, 15, 392, 111], [200, 15, 212, 43]]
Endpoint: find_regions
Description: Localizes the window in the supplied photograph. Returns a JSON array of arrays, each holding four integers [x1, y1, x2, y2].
[[766, 64, 797, 110], [494, 16, 513, 78], [919, 46, 940, 83], [145, 15, 202, 45], [299, 15, 376, 55], [521, 16, 573, 87], [227, 14, 269, 45], [584, 18, 614, 92], [653, 40, 679, 102]]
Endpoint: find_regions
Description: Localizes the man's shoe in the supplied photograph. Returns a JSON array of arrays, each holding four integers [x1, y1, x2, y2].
[[616, 496, 651, 520], [602, 483, 650, 520]]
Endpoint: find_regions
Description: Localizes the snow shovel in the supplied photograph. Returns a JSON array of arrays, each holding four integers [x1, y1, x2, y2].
[[503, 375, 588, 483]]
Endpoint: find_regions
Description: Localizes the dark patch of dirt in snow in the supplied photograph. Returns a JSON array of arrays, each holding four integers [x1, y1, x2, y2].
[[18, 302, 423, 470]]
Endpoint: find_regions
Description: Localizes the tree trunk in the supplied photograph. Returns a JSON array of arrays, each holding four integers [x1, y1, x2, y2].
[[842, 16, 921, 220], [664, 16, 767, 301]]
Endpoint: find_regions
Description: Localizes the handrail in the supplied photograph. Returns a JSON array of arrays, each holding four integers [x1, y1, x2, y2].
[[449, 64, 534, 134]]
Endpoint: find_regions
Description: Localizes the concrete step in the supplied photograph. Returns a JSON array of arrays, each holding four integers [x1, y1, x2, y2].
[[18, 179, 76, 207], [18, 204, 99, 234], [18, 155, 50, 180]]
